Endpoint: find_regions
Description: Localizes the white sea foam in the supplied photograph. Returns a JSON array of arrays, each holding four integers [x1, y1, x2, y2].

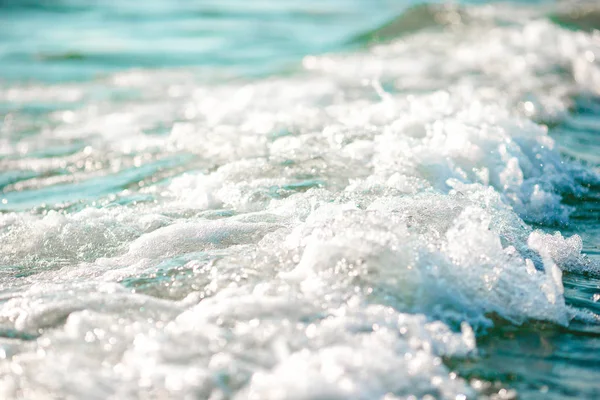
[[1, 3, 599, 399]]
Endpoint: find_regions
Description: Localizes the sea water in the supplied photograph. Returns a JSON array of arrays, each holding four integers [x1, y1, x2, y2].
[[0, 0, 599, 399]]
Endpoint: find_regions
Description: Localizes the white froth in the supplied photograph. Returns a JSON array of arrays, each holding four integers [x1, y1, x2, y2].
[[1, 3, 600, 399]]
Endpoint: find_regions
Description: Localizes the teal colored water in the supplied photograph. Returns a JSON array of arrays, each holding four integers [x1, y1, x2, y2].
[[1, 1, 600, 399], [0, 0, 416, 82]]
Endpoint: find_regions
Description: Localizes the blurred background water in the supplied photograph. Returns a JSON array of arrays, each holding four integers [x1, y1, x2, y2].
[[0, 0, 416, 82]]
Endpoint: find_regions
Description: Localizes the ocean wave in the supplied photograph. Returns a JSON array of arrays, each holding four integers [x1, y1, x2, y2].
[[1, 1, 600, 398]]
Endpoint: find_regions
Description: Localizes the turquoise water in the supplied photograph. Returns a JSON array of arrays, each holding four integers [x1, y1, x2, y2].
[[0, 0, 415, 82], [1, 0, 600, 399]]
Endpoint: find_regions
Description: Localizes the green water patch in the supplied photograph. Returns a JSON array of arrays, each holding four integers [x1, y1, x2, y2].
[[0, 155, 191, 212], [450, 319, 600, 399], [444, 268, 600, 398], [553, 96, 600, 165], [0, 328, 39, 341], [268, 179, 325, 199], [36, 51, 87, 62], [564, 273, 600, 314], [350, 3, 468, 46], [550, 6, 600, 33], [120, 251, 223, 301], [0, 170, 39, 192]]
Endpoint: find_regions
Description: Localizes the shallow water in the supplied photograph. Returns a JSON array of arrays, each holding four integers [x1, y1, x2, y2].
[[1, 0, 600, 399]]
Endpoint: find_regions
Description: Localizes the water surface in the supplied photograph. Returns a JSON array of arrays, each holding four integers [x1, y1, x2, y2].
[[1, 0, 600, 399]]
